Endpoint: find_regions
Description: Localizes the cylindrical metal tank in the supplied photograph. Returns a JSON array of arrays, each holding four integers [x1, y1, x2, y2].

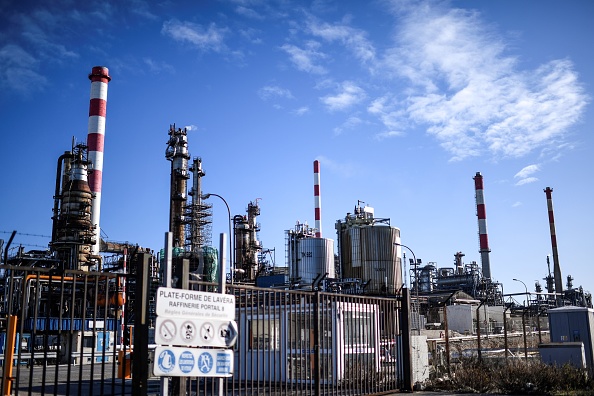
[[291, 237, 334, 287], [338, 225, 402, 295]]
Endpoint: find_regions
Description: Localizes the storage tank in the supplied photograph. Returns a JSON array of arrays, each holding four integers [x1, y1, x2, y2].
[[336, 204, 403, 295], [286, 222, 335, 288]]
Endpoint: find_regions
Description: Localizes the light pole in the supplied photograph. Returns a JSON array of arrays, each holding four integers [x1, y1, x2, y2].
[[513, 278, 529, 308], [395, 243, 421, 335], [513, 278, 529, 361], [203, 193, 233, 284]]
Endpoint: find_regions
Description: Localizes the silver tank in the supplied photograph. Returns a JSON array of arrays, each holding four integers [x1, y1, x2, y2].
[[289, 236, 335, 287], [339, 226, 402, 295]]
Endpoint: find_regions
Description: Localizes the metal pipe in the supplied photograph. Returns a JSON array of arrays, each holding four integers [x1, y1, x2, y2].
[[51, 152, 73, 243], [203, 193, 233, 284]]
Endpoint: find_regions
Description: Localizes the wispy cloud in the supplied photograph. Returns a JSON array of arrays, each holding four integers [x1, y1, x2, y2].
[[280, 41, 327, 74], [320, 81, 366, 112], [305, 16, 376, 65], [515, 177, 538, 186], [512, 201, 522, 208], [367, 95, 406, 138], [514, 164, 540, 185], [379, 3, 589, 161], [185, 125, 199, 131], [143, 58, 174, 74], [514, 164, 540, 179], [292, 106, 310, 116], [0, 44, 47, 94], [334, 116, 363, 135], [258, 85, 294, 100], [130, 0, 158, 20], [162, 20, 229, 52], [235, 6, 265, 20]]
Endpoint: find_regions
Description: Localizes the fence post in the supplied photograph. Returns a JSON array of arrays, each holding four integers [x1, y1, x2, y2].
[[401, 287, 413, 392], [132, 252, 151, 396], [313, 288, 321, 396]]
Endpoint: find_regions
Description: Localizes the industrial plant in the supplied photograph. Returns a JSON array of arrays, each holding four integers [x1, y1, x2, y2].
[[1, 66, 593, 395]]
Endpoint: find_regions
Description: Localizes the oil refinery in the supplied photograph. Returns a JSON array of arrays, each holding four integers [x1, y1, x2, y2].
[[1, 66, 592, 395]]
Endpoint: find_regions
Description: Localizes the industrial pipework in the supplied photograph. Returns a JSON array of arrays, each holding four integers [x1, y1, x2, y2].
[[188, 158, 212, 252], [544, 187, 563, 295], [165, 124, 190, 248], [473, 172, 492, 279], [233, 201, 262, 281], [50, 143, 100, 269], [87, 66, 111, 257]]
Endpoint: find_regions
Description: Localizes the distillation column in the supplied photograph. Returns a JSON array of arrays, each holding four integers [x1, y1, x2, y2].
[[165, 125, 190, 247]]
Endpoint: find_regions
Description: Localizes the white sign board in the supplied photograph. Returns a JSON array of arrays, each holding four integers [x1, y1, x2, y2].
[[155, 316, 238, 347], [156, 287, 235, 321], [153, 346, 233, 377]]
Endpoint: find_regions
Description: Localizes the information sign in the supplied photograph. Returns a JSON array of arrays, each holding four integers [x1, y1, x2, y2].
[[155, 317, 238, 347], [156, 287, 235, 321], [153, 346, 234, 377]]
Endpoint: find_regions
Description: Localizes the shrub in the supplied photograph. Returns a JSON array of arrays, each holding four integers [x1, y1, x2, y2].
[[426, 358, 594, 395]]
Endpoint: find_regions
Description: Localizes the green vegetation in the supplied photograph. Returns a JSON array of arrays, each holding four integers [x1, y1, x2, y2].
[[426, 358, 594, 395]]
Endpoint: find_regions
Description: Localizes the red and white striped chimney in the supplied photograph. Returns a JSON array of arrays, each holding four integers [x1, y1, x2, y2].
[[313, 160, 322, 238], [473, 172, 492, 279], [544, 187, 563, 294], [87, 66, 111, 255]]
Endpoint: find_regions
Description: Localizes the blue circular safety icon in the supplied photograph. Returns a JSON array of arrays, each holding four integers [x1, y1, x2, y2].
[[157, 349, 176, 373], [197, 352, 213, 374], [179, 350, 195, 374]]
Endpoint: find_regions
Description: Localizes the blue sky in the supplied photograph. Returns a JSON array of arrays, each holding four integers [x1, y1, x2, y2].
[[1, 0, 592, 298]]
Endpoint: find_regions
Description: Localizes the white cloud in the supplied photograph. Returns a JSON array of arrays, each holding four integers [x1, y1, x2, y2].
[[320, 81, 366, 112], [0, 44, 47, 94], [143, 58, 174, 74], [512, 201, 522, 208], [258, 85, 294, 100], [235, 6, 264, 20], [280, 42, 327, 74], [162, 20, 229, 52], [292, 106, 310, 116], [514, 164, 540, 186], [130, 0, 158, 20], [515, 177, 538, 186], [514, 164, 540, 179], [305, 16, 375, 64], [367, 95, 406, 138], [333, 116, 363, 135], [185, 125, 199, 131], [380, 3, 589, 161]]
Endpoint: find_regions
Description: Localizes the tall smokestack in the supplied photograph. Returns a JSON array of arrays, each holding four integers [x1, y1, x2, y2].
[[544, 187, 563, 295], [314, 160, 322, 238], [87, 66, 111, 256], [473, 172, 492, 279]]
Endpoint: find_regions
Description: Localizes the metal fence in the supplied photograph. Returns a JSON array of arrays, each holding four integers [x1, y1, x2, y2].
[[1, 262, 406, 395], [0, 264, 133, 396], [164, 281, 405, 395]]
